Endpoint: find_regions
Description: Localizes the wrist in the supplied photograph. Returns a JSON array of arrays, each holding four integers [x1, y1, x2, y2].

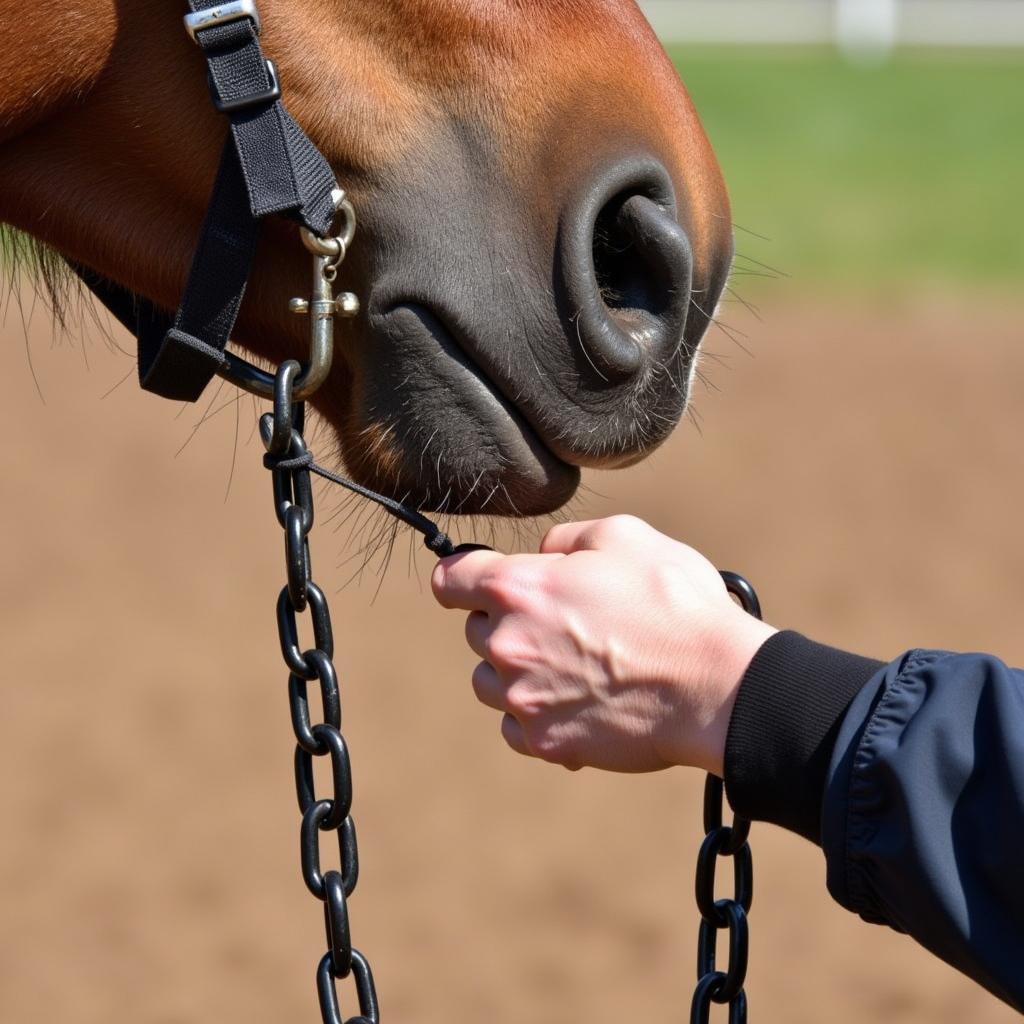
[[706, 613, 778, 772], [657, 610, 777, 775]]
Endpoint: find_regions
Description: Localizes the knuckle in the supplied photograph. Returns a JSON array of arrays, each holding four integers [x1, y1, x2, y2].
[[504, 683, 537, 719], [529, 730, 566, 763], [484, 629, 519, 669], [604, 513, 644, 537], [480, 557, 543, 610], [478, 566, 516, 607], [539, 523, 568, 552]]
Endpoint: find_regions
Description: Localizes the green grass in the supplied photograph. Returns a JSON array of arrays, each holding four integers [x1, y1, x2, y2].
[[667, 47, 1024, 292]]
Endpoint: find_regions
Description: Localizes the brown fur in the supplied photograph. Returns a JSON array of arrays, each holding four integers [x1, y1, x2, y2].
[[0, 0, 732, 514]]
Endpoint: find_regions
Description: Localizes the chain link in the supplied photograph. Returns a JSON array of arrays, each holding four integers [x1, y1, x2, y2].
[[690, 572, 762, 1024], [263, 360, 379, 1024]]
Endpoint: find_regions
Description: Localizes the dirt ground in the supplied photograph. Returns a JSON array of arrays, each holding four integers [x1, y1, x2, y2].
[[2, 291, 1022, 1024]]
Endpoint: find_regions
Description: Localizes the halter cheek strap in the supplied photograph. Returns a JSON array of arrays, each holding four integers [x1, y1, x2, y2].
[[75, 1, 484, 556], [75, 0, 339, 402]]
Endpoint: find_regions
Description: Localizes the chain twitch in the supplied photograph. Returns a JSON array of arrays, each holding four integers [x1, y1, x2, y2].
[[260, 361, 379, 1024]]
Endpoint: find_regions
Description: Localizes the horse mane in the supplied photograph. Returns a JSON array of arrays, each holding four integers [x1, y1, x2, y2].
[[1, 227, 83, 330]]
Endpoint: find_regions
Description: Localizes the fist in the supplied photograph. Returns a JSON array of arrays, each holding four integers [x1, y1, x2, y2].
[[431, 515, 775, 775]]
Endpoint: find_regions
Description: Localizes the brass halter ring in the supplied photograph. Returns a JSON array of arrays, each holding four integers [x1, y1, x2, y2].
[[217, 189, 359, 401]]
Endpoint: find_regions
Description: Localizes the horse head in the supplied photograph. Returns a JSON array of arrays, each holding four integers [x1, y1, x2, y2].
[[0, 0, 732, 515]]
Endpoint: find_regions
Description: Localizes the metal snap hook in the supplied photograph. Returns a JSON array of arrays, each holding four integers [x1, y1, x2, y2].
[[216, 189, 358, 401]]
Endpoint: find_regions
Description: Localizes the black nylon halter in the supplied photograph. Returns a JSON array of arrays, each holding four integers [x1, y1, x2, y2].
[[76, 0, 338, 402], [74, 0, 479, 555]]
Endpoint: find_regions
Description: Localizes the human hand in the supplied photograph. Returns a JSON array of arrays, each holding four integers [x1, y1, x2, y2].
[[431, 515, 776, 776]]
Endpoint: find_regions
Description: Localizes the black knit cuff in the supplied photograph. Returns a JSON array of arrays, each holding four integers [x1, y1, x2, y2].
[[724, 631, 884, 844]]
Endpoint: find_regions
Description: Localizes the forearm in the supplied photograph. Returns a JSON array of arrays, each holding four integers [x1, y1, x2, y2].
[[725, 636, 1024, 1011]]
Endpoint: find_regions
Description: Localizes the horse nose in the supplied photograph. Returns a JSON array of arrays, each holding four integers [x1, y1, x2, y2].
[[559, 157, 693, 382]]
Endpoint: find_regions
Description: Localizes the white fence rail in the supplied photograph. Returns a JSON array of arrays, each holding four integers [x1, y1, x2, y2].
[[638, 0, 1024, 49]]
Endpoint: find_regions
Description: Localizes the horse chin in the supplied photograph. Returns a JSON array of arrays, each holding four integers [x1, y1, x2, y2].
[[323, 303, 581, 517], [337, 410, 581, 518], [348, 419, 581, 518]]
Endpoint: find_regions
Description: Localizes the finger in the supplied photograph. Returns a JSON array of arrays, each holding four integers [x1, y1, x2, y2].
[[542, 514, 652, 555], [500, 713, 531, 757], [464, 610, 492, 660], [539, 519, 605, 555], [431, 548, 505, 610], [471, 660, 506, 712], [436, 551, 564, 611]]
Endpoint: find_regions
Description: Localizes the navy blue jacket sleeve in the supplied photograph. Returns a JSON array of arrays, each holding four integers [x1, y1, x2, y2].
[[821, 648, 1024, 1011], [725, 634, 1024, 1012]]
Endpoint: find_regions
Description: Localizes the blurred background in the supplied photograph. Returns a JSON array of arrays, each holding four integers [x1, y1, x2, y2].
[[2, 3, 1022, 1023]]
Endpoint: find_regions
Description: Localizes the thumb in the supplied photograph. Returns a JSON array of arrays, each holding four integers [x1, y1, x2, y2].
[[539, 519, 607, 555], [541, 515, 654, 555], [431, 547, 506, 610]]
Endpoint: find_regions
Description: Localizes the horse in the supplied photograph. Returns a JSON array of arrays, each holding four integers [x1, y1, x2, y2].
[[0, 0, 733, 517]]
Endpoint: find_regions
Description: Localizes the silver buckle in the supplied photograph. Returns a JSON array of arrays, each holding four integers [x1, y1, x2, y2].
[[184, 0, 262, 44], [211, 58, 280, 113]]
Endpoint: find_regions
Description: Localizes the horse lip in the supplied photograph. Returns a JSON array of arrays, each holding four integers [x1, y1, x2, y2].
[[373, 297, 575, 471]]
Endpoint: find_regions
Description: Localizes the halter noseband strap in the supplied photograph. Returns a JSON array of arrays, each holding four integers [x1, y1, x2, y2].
[[75, 0, 339, 402]]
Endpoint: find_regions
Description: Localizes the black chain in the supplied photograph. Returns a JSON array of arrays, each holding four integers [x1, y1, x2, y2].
[[262, 361, 379, 1024], [690, 572, 762, 1024], [258, 359, 763, 1024]]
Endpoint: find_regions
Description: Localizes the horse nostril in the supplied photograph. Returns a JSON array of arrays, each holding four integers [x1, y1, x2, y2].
[[560, 158, 693, 382], [594, 193, 691, 337]]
